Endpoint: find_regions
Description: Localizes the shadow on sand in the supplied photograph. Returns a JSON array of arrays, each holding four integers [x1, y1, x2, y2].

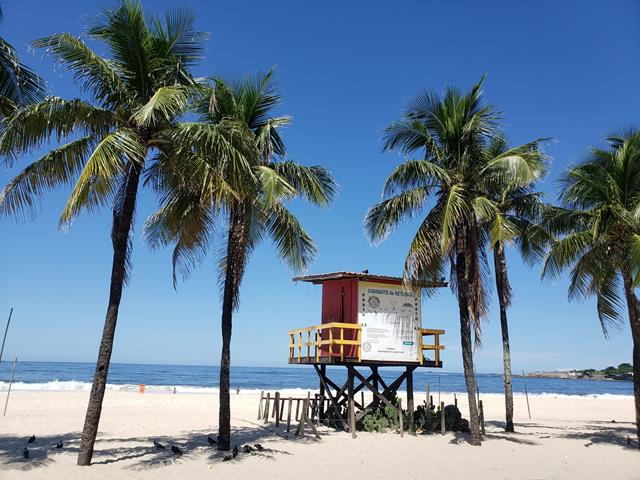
[[0, 422, 327, 472], [482, 420, 638, 449], [2, 419, 636, 470]]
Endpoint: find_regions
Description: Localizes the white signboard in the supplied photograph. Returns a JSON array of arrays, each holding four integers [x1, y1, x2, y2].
[[358, 281, 421, 362]]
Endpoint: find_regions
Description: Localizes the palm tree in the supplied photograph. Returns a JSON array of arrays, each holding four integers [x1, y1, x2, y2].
[[145, 69, 337, 451], [365, 78, 543, 445], [0, 4, 46, 118], [0, 1, 239, 465], [542, 129, 640, 447], [482, 136, 549, 432]]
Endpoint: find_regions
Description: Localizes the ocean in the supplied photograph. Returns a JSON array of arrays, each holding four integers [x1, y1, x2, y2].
[[0, 361, 633, 398]]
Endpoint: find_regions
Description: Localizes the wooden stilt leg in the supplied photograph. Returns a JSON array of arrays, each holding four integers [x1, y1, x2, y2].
[[406, 366, 414, 430], [348, 366, 356, 438], [319, 364, 326, 421]]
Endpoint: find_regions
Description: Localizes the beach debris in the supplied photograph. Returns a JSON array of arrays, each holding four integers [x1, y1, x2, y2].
[[243, 445, 254, 453], [584, 442, 592, 447], [232, 445, 238, 458], [207, 436, 216, 445], [153, 441, 165, 450], [55, 441, 63, 449], [23, 447, 29, 459], [254, 443, 264, 451], [222, 454, 233, 461], [170, 445, 183, 455], [27, 435, 36, 444], [611, 419, 616, 423]]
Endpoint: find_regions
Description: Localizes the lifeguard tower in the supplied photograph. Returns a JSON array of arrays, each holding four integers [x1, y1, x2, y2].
[[288, 271, 446, 434]]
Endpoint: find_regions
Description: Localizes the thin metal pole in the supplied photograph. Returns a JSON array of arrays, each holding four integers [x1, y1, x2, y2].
[[3, 358, 17, 416], [0, 308, 13, 365], [522, 370, 531, 419]]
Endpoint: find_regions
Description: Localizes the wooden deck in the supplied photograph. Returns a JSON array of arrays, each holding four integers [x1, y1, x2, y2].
[[288, 322, 444, 368], [288, 355, 442, 368]]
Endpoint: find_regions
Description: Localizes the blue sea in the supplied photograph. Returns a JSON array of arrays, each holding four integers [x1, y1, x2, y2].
[[0, 361, 633, 398]]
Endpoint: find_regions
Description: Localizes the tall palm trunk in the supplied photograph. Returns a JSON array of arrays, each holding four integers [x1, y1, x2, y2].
[[493, 241, 514, 432], [455, 228, 482, 445], [217, 206, 247, 451], [77, 166, 141, 466], [622, 270, 640, 448]]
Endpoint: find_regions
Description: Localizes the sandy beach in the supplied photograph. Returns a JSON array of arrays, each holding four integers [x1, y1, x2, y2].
[[0, 390, 637, 479]]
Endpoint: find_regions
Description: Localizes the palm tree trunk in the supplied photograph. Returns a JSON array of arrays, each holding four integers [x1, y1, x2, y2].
[[217, 206, 246, 451], [493, 241, 514, 432], [77, 167, 141, 466], [621, 270, 640, 448], [456, 228, 482, 445]]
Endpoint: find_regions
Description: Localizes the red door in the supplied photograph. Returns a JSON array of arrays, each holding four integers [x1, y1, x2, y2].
[[321, 279, 358, 358]]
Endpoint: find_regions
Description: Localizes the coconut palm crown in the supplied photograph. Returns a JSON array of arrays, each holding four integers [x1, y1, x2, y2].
[[145, 69, 337, 450], [365, 77, 545, 444], [0, 0, 244, 465], [542, 129, 640, 446]]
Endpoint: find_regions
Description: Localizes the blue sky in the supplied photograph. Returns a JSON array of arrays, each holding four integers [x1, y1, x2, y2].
[[1, 0, 639, 373]]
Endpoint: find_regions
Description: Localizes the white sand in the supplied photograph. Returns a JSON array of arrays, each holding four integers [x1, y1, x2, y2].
[[0, 390, 638, 479]]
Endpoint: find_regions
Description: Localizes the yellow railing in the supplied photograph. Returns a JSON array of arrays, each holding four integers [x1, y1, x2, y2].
[[288, 324, 445, 365], [288, 322, 362, 363], [419, 328, 445, 365]]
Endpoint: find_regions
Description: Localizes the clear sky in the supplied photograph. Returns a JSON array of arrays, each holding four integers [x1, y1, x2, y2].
[[1, 0, 639, 373]]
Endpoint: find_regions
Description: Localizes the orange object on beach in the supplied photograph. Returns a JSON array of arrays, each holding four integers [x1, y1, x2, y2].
[[138, 384, 145, 394]]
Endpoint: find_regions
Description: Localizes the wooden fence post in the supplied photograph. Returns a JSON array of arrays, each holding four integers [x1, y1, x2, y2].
[[398, 398, 404, 438], [479, 399, 486, 435], [263, 392, 271, 423], [274, 392, 280, 427], [257, 390, 264, 420], [287, 397, 293, 432], [440, 401, 445, 435]]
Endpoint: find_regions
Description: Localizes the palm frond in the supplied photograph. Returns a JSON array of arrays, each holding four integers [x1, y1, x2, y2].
[[0, 136, 95, 221], [59, 128, 144, 225]]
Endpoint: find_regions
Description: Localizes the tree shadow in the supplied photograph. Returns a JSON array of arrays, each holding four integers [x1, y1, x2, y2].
[[0, 432, 78, 471], [0, 422, 332, 472], [482, 420, 637, 449]]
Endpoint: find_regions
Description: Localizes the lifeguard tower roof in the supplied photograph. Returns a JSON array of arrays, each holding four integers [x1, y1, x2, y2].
[[293, 271, 447, 287]]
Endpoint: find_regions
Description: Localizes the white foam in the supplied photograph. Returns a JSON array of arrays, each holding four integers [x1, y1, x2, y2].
[[0, 381, 632, 399]]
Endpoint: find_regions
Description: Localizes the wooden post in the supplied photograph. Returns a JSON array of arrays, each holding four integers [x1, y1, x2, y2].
[[274, 392, 280, 427], [398, 398, 404, 438], [406, 366, 414, 429], [257, 390, 264, 420], [263, 392, 271, 423], [360, 391, 364, 409], [430, 395, 433, 408], [295, 398, 301, 421], [0, 308, 13, 364], [3, 358, 17, 416], [286, 397, 293, 432], [372, 365, 379, 408], [479, 399, 486, 435], [280, 396, 285, 420], [440, 401, 445, 435], [425, 384, 430, 407], [454, 393, 457, 407], [523, 370, 532, 419], [296, 398, 307, 437], [348, 367, 356, 438]]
